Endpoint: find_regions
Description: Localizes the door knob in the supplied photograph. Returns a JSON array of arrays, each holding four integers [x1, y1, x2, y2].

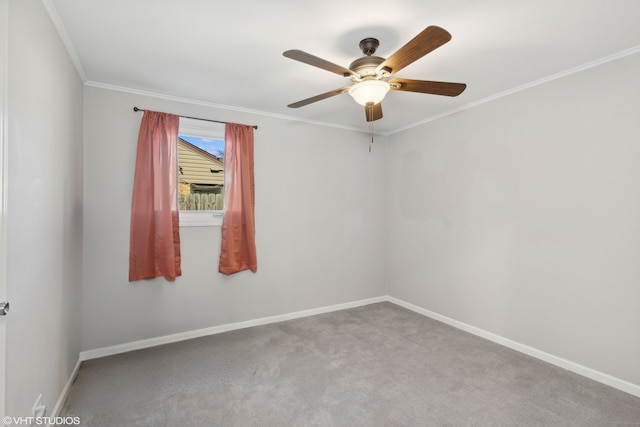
[[0, 301, 9, 316]]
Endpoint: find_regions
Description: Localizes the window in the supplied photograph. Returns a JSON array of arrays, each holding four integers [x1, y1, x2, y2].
[[177, 117, 225, 227]]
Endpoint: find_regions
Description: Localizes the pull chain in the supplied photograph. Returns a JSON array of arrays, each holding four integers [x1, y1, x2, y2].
[[368, 104, 374, 152]]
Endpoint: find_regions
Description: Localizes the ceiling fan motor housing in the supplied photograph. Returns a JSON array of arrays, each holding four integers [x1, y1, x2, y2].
[[349, 38, 385, 79], [349, 56, 385, 78]]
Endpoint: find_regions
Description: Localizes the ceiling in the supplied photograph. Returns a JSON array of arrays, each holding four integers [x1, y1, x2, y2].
[[48, 0, 640, 134]]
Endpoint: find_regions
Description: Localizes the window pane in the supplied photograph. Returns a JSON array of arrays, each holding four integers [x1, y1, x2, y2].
[[177, 135, 225, 211]]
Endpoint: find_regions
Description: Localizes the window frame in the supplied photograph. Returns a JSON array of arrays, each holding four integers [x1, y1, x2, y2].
[[177, 117, 225, 227]]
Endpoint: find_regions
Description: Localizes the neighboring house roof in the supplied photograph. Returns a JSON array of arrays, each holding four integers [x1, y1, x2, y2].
[[178, 138, 224, 187]]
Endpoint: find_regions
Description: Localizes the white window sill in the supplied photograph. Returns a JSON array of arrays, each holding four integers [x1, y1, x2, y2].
[[179, 211, 223, 227]]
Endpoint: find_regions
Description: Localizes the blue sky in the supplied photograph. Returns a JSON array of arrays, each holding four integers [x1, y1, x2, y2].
[[180, 135, 224, 157]]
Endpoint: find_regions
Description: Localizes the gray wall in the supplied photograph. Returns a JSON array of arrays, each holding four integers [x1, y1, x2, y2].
[[6, 0, 83, 416], [81, 86, 388, 351], [9, 1, 639, 411], [387, 52, 640, 386]]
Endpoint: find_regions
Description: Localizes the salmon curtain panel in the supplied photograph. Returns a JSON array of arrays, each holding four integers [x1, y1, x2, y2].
[[129, 110, 182, 281], [219, 123, 257, 274]]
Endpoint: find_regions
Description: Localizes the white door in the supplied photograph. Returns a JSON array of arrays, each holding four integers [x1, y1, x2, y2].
[[0, 0, 9, 416]]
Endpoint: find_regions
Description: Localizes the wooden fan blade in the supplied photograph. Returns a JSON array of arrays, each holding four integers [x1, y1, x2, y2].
[[283, 50, 356, 77], [376, 26, 452, 75], [287, 88, 349, 108], [389, 78, 466, 97], [365, 102, 383, 122]]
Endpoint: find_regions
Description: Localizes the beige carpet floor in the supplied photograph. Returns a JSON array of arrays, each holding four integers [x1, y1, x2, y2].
[[61, 302, 640, 426]]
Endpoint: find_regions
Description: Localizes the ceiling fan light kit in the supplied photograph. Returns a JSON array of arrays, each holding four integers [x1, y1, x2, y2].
[[283, 26, 467, 122], [348, 80, 390, 106]]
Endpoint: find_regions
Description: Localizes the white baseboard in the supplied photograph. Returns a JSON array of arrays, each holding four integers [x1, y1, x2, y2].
[[71, 294, 639, 404], [387, 296, 640, 399], [79, 296, 387, 361], [49, 358, 81, 420]]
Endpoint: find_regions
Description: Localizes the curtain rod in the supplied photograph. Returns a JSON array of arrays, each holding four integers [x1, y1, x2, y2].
[[133, 107, 258, 130]]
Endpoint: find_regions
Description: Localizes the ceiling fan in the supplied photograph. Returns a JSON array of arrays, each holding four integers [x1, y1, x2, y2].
[[283, 26, 466, 122]]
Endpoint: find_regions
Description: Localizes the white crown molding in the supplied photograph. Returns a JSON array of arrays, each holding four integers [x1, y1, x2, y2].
[[87, 41, 640, 138], [390, 45, 640, 135], [86, 81, 381, 135], [42, 0, 640, 137], [41, 0, 87, 82]]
